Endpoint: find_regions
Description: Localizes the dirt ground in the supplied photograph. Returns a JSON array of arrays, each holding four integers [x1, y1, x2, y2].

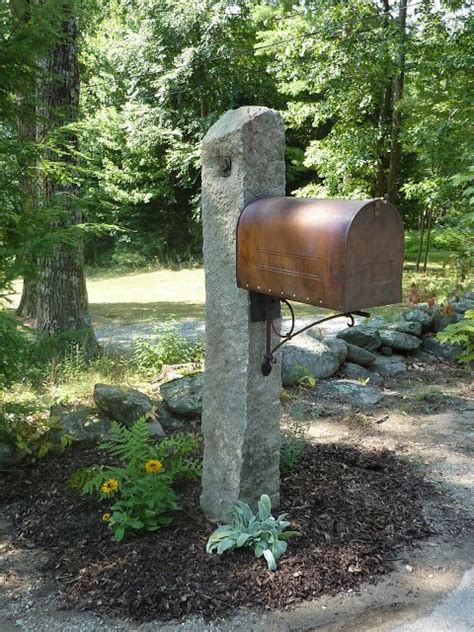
[[0, 360, 472, 631]]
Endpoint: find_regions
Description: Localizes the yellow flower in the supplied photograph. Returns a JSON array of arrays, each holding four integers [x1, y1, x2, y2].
[[145, 459, 163, 474], [102, 512, 111, 523], [101, 479, 119, 494]]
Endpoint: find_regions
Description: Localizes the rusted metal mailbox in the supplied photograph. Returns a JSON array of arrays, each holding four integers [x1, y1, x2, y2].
[[237, 197, 404, 313]]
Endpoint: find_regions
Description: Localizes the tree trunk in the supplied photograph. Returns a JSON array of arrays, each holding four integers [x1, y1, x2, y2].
[[416, 209, 426, 272], [423, 209, 433, 272], [16, 278, 38, 318], [387, 0, 408, 204], [36, 1, 98, 356], [374, 0, 392, 198], [10, 0, 38, 318]]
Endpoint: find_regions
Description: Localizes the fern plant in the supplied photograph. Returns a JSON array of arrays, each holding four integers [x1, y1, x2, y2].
[[206, 494, 300, 571], [437, 309, 474, 364], [74, 419, 201, 541]]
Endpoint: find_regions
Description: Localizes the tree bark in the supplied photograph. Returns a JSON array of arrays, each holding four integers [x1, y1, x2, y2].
[[416, 209, 426, 272], [36, 1, 98, 355], [10, 0, 38, 318], [387, 0, 408, 204], [423, 208, 433, 272], [16, 278, 38, 318]]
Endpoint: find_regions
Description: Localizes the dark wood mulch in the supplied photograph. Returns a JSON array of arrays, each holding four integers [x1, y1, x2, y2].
[[0, 441, 434, 622]]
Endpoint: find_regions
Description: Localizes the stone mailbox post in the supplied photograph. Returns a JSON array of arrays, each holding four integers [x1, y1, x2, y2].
[[200, 107, 286, 521]]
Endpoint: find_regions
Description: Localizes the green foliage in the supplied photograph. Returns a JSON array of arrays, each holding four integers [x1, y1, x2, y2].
[[78, 419, 201, 541], [0, 400, 71, 459], [437, 310, 474, 364], [206, 494, 300, 571], [0, 310, 32, 388], [132, 327, 204, 377], [280, 416, 310, 475]]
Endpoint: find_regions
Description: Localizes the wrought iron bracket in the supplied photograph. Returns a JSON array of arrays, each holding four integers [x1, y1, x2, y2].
[[257, 297, 370, 377]]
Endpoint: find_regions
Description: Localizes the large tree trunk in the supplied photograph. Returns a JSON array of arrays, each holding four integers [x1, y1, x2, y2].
[[387, 0, 408, 204], [36, 1, 98, 356], [10, 0, 38, 318]]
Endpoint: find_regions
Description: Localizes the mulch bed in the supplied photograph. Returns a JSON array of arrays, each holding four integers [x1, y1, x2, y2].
[[1, 441, 434, 622]]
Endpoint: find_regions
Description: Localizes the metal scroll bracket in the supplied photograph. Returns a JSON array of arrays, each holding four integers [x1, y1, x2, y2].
[[249, 292, 370, 377]]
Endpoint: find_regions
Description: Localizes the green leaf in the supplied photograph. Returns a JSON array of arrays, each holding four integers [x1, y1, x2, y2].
[[236, 533, 250, 547], [217, 537, 236, 555], [258, 494, 272, 521], [263, 548, 277, 571], [115, 525, 126, 542]]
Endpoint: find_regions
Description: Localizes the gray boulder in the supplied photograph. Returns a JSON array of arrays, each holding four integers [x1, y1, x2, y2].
[[379, 330, 422, 352], [282, 336, 340, 387], [157, 403, 189, 432], [389, 321, 422, 337], [307, 328, 323, 341], [340, 362, 384, 386], [159, 372, 203, 417], [323, 337, 348, 362], [380, 345, 393, 356], [413, 349, 439, 364], [451, 300, 474, 314], [146, 421, 166, 438], [346, 343, 376, 366], [431, 312, 462, 333], [403, 308, 434, 331], [319, 380, 384, 406], [369, 317, 387, 330], [53, 407, 114, 442], [337, 325, 381, 350], [370, 354, 407, 376], [422, 336, 463, 362], [94, 384, 154, 425]]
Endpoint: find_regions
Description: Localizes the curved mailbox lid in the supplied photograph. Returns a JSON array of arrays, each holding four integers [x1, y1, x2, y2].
[[236, 197, 404, 312]]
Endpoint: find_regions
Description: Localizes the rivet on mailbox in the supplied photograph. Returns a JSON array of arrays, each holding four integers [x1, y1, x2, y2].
[[236, 197, 404, 375]]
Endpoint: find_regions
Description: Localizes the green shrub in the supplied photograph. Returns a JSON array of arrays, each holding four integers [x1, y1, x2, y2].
[[76, 419, 201, 541], [133, 327, 204, 377], [437, 309, 474, 364], [280, 417, 310, 474], [206, 494, 300, 571], [0, 401, 71, 459], [0, 310, 32, 388]]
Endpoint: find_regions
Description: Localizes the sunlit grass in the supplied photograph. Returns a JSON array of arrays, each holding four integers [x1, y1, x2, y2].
[[7, 254, 471, 327]]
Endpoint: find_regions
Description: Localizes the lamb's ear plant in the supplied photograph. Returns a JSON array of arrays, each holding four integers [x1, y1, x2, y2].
[[206, 494, 300, 571]]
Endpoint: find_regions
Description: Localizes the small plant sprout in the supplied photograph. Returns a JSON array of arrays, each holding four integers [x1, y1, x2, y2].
[[206, 494, 300, 571]]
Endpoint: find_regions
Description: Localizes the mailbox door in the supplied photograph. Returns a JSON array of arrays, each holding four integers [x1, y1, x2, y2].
[[343, 200, 404, 311]]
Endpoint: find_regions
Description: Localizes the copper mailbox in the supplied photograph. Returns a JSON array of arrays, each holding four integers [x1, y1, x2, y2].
[[236, 197, 404, 312]]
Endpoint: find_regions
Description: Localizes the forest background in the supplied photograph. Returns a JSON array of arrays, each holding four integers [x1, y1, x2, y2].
[[0, 0, 472, 353]]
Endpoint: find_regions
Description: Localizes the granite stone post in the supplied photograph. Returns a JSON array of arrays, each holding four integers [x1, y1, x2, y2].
[[200, 106, 286, 521]]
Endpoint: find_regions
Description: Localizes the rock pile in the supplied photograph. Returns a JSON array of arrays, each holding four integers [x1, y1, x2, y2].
[[1, 296, 471, 468], [282, 296, 473, 391]]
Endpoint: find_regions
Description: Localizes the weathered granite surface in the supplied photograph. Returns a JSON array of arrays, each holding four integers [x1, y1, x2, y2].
[[200, 107, 285, 520]]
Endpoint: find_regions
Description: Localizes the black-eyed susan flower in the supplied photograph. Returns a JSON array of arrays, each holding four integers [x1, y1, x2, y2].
[[145, 459, 163, 474], [102, 512, 111, 523], [101, 479, 119, 494]]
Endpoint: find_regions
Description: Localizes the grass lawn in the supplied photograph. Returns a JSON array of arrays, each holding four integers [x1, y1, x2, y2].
[[8, 256, 471, 327]]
